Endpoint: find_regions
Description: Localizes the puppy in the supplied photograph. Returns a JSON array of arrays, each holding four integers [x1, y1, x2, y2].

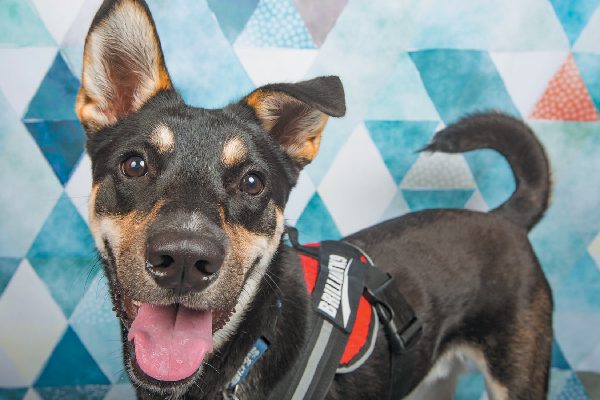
[[75, 1, 553, 399]]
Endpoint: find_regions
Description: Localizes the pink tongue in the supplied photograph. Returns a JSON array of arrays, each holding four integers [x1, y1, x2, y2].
[[128, 304, 212, 381]]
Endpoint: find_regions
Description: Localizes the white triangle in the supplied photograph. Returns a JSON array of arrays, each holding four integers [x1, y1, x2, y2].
[[285, 170, 316, 226], [588, 233, 600, 270], [61, 0, 103, 47], [365, 53, 440, 121], [464, 190, 489, 212], [0, 47, 57, 117], [490, 51, 567, 116], [574, 6, 600, 53], [0, 260, 67, 384], [32, 0, 86, 43], [233, 46, 317, 87], [23, 389, 43, 400], [400, 152, 476, 189], [319, 124, 397, 236], [65, 153, 92, 224]]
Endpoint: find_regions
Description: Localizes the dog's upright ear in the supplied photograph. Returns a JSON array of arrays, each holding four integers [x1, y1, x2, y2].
[[244, 76, 346, 167], [76, 0, 172, 133]]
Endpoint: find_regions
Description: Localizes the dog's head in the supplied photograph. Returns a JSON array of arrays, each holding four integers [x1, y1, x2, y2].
[[75, 0, 344, 394]]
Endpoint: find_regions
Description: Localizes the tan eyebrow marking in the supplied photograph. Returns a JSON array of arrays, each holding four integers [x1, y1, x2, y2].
[[151, 124, 175, 153], [222, 137, 247, 167]]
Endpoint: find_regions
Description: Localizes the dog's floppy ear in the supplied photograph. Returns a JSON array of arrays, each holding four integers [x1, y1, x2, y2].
[[76, 0, 172, 133], [244, 76, 346, 167]]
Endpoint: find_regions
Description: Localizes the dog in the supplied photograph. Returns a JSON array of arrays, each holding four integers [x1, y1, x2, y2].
[[75, 1, 553, 399]]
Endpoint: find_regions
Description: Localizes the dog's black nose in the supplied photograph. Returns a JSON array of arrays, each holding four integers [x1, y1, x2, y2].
[[145, 232, 224, 294]]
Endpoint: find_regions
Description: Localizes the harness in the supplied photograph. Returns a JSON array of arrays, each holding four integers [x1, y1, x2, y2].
[[223, 227, 422, 400]]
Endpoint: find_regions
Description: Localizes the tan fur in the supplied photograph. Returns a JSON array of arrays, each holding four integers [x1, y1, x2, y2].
[[221, 137, 247, 167], [245, 90, 328, 164], [76, 0, 171, 132], [213, 206, 285, 348], [151, 124, 175, 153]]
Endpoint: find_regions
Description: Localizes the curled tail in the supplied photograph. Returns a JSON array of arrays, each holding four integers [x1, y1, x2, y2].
[[422, 112, 550, 231]]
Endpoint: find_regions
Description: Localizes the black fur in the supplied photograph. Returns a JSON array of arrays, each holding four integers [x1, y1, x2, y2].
[[78, 1, 553, 399]]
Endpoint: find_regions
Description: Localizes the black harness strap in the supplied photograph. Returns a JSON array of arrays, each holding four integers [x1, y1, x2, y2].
[[268, 227, 422, 400], [363, 265, 422, 400], [270, 232, 370, 399]]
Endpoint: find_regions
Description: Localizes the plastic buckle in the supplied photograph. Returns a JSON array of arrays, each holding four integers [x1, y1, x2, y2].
[[367, 290, 422, 354]]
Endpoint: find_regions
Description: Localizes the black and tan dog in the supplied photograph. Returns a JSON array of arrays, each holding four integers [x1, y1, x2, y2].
[[75, 1, 553, 399]]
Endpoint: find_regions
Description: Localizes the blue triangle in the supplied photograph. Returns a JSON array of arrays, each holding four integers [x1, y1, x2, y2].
[[34, 386, 110, 400], [27, 194, 97, 317], [410, 50, 520, 124], [401, 189, 474, 212], [0, 388, 27, 400], [35, 327, 110, 386], [0, 257, 20, 295], [463, 149, 515, 210], [558, 372, 591, 399], [23, 53, 80, 121], [574, 52, 600, 114], [550, 0, 600, 45], [552, 340, 572, 370], [207, 0, 259, 43], [455, 372, 485, 399], [365, 120, 438, 185], [564, 251, 600, 287], [25, 120, 85, 185], [295, 193, 340, 243]]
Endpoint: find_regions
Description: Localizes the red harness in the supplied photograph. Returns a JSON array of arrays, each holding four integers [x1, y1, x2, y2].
[[297, 246, 377, 369]]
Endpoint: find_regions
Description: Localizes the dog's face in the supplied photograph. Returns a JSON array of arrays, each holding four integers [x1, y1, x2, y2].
[[76, 0, 344, 394]]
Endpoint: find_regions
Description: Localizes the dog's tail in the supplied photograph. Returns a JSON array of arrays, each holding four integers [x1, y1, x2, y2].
[[421, 112, 550, 231]]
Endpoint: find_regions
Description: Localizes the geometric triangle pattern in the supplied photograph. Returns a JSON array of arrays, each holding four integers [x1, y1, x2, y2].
[[549, 0, 600, 45], [1, 0, 600, 398]]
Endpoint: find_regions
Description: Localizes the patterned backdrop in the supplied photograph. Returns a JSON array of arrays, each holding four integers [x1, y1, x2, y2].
[[1, 0, 600, 398]]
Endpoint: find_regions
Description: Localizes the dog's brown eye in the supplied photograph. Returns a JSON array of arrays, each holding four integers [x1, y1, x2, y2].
[[239, 173, 264, 195], [121, 156, 147, 178]]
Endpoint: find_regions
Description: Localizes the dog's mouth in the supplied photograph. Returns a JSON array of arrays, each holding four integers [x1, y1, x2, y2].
[[117, 292, 233, 385], [124, 298, 213, 382]]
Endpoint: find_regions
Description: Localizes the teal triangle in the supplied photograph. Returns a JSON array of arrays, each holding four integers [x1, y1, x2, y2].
[[207, 0, 259, 43], [410, 50, 520, 124], [455, 372, 485, 400], [25, 121, 85, 185], [558, 372, 591, 399], [0, 0, 55, 46], [0, 257, 20, 295], [34, 386, 110, 400], [574, 52, 600, 113], [563, 251, 600, 287], [550, 0, 600, 45], [552, 340, 572, 370], [365, 120, 438, 185], [0, 388, 27, 400], [401, 189, 474, 212], [35, 327, 110, 386], [295, 193, 340, 243], [23, 53, 80, 121], [464, 149, 515, 210], [27, 194, 97, 317]]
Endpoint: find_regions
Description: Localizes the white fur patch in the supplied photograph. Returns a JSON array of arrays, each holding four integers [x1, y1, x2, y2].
[[406, 344, 509, 400]]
